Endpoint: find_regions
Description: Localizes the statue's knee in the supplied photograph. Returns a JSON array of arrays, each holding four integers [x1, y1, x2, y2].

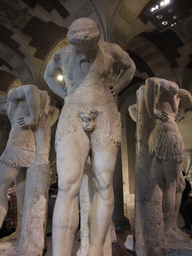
[[58, 179, 80, 198], [97, 180, 113, 200]]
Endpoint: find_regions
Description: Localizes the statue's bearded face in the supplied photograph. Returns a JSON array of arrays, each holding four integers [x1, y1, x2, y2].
[[67, 18, 100, 48]]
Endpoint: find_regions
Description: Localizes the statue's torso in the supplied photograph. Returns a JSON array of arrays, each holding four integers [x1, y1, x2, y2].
[[62, 42, 115, 106]]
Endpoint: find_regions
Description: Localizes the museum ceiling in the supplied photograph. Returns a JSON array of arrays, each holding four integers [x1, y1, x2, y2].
[[0, 0, 191, 96]]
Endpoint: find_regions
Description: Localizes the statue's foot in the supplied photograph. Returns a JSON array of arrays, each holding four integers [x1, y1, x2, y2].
[[165, 229, 191, 244], [0, 230, 20, 243], [173, 227, 191, 238], [88, 244, 103, 256]]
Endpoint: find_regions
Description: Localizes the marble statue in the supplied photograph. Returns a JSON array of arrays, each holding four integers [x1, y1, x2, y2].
[[44, 17, 136, 256], [17, 89, 59, 255], [176, 109, 192, 177], [0, 85, 59, 255], [0, 85, 41, 240], [129, 77, 192, 255], [0, 110, 10, 156]]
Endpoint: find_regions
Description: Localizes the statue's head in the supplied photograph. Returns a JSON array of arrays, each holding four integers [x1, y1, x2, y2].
[[67, 18, 101, 47]]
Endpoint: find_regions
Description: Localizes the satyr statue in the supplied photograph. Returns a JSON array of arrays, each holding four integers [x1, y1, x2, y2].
[[145, 77, 192, 242], [44, 17, 135, 256], [129, 77, 192, 255], [0, 84, 59, 250]]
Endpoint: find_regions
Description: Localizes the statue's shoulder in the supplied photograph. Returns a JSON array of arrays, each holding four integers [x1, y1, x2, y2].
[[99, 41, 123, 58], [53, 45, 72, 59]]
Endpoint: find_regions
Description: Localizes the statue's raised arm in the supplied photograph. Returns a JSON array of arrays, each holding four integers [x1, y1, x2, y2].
[[110, 44, 136, 96], [44, 49, 67, 99], [144, 77, 171, 122]]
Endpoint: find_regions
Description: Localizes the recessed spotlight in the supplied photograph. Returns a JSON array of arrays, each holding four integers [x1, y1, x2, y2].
[[157, 15, 163, 19], [160, 0, 170, 7], [164, 0, 170, 5], [168, 8, 173, 13], [173, 15, 179, 19], [162, 21, 168, 25], [150, 7, 156, 12]]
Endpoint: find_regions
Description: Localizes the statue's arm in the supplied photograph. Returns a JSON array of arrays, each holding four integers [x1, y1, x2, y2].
[[168, 82, 180, 113], [9, 84, 41, 127], [44, 50, 67, 99], [144, 77, 169, 122], [111, 44, 136, 95], [128, 103, 137, 122]]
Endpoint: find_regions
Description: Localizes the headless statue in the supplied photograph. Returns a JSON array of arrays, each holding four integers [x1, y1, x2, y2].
[[129, 77, 192, 255], [44, 17, 136, 256], [0, 85, 59, 249]]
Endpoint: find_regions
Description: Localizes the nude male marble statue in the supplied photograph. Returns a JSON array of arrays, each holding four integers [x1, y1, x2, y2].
[[44, 17, 136, 256]]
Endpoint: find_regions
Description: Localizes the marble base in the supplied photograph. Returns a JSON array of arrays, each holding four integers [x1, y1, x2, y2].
[[162, 243, 192, 256]]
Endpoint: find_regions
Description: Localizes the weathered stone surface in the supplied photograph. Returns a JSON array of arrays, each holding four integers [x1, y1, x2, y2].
[[129, 77, 192, 255], [0, 85, 59, 256], [44, 17, 135, 255]]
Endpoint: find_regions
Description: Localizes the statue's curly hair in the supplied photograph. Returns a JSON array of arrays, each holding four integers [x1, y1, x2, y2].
[[67, 18, 100, 45]]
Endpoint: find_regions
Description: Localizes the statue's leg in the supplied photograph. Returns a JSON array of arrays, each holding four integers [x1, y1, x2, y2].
[[162, 160, 186, 242], [172, 172, 191, 239], [172, 172, 186, 228], [0, 164, 20, 230], [52, 130, 90, 256], [1, 168, 27, 242], [88, 137, 118, 256]]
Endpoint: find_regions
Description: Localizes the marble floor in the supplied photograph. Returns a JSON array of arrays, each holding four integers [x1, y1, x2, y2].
[[44, 212, 192, 256], [44, 198, 192, 256], [44, 230, 135, 256]]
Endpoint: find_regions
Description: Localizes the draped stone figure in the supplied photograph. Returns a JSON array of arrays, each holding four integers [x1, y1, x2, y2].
[[129, 77, 192, 255], [0, 85, 59, 255], [44, 17, 136, 256]]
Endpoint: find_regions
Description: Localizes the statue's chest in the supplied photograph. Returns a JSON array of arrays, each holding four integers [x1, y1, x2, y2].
[[62, 49, 111, 86]]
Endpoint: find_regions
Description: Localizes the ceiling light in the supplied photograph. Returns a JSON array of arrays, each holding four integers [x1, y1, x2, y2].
[[168, 8, 174, 13], [150, 7, 156, 12], [165, 0, 170, 4], [173, 15, 178, 19], [57, 74, 64, 81], [157, 15, 163, 19], [160, 1, 165, 7], [162, 21, 168, 25], [143, 0, 190, 31]]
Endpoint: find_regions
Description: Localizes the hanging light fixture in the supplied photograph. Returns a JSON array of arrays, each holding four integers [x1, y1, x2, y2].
[[144, 0, 191, 31]]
